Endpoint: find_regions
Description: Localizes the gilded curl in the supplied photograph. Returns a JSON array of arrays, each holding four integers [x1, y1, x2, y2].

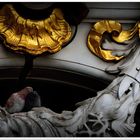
[[0, 4, 72, 55], [87, 20, 139, 61]]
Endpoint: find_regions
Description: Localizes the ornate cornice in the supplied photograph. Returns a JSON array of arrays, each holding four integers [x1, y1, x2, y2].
[[84, 3, 140, 23], [0, 4, 72, 55]]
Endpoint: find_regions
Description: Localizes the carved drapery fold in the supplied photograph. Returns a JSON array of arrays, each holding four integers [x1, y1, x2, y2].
[[0, 4, 72, 55]]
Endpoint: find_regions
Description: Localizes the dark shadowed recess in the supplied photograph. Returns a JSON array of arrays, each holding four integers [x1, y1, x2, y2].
[[0, 67, 109, 113]]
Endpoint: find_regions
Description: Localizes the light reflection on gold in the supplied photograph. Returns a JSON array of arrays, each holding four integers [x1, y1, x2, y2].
[[0, 5, 72, 55], [87, 20, 139, 61]]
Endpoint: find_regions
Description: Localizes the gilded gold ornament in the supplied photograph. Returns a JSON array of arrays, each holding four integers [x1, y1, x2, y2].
[[0, 5, 72, 55], [87, 20, 139, 61]]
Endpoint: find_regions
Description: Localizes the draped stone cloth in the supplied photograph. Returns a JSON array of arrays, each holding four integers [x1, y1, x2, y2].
[[0, 36, 140, 137]]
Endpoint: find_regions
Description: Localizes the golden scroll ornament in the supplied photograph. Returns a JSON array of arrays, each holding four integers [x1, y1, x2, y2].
[[87, 20, 139, 61], [0, 4, 72, 55]]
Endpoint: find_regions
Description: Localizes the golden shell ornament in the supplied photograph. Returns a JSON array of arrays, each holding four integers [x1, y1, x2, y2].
[[87, 20, 139, 61], [0, 4, 72, 55]]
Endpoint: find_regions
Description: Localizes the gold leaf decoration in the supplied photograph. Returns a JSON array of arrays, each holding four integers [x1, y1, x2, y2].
[[0, 4, 72, 55], [87, 20, 139, 61]]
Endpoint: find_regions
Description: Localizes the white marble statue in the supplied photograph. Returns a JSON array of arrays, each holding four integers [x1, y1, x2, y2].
[[0, 35, 139, 137]]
